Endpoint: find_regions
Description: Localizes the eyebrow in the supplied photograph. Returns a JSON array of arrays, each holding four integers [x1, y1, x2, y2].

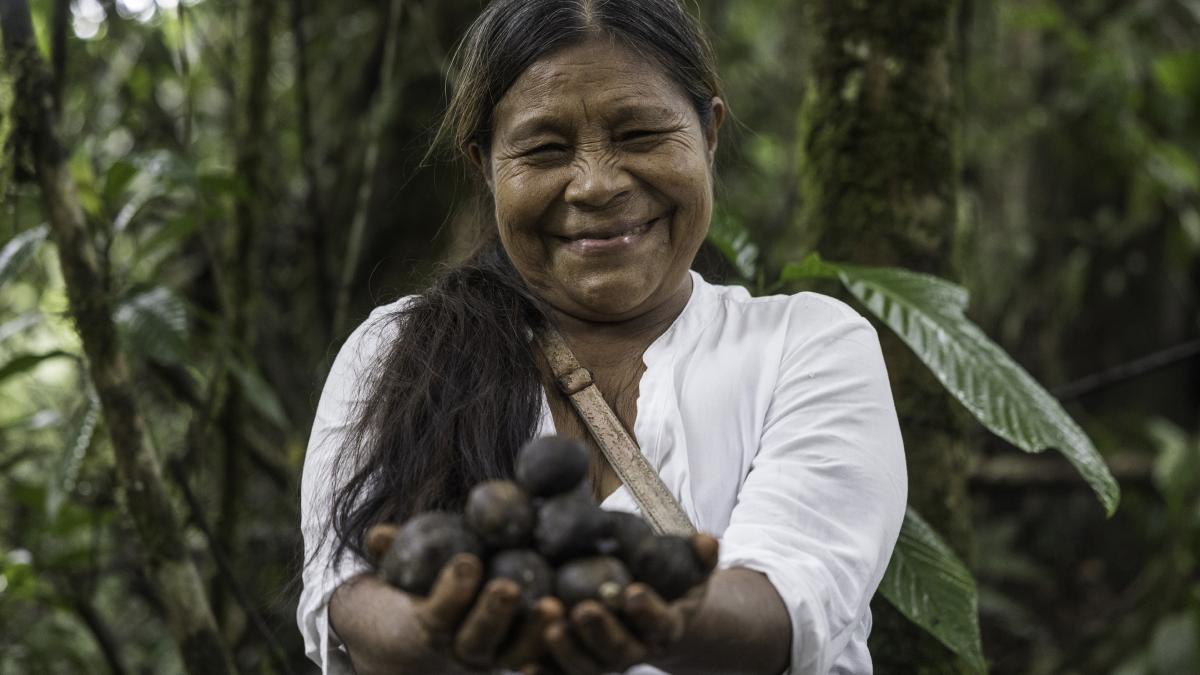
[[503, 102, 683, 140]]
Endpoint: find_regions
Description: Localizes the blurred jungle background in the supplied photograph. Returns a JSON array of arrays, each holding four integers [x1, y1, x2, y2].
[[1, 0, 1198, 673]]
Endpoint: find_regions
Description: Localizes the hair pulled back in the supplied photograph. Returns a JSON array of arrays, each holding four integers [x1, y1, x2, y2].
[[330, 0, 722, 563]]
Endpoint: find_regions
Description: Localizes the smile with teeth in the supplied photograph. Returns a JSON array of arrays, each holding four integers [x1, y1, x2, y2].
[[559, 218, 659, 253]]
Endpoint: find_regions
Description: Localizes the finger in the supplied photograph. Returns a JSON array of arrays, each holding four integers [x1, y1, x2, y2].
[[365, 523, 399, 561], [453, 578, 522, 667], [570, 600, 646, 667], [498, 596, 563, 669], [544, 620, 605, 675], [690, 533, 719, 572], [414, 554, 483, 637], [620, 583, 683, 650]]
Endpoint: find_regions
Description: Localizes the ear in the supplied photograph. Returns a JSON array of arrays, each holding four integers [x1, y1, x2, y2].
[[704, 97, 726, 167], [468, 142, 494, 192]]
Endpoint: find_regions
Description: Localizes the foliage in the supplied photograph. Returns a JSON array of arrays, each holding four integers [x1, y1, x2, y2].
[[0, 0, 1197, 672], [782, 254, 1119, 515]]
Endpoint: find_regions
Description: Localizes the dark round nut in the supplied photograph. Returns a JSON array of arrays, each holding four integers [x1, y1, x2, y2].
[[487, 549, 554, 608], [465, 480, 535, 549], [605, 510, 654, 564], [629, 535, 708, 602], [378, 512, 483, 596], [516, 435, 590, 498], [534, 491, 611, 562], [555, 556, 632, 611]]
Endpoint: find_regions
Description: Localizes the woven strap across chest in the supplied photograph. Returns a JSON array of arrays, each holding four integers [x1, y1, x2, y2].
[[535, 326, 696, 537]]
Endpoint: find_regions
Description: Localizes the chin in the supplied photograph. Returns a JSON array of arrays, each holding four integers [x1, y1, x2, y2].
[[562, 273, 659, 321]]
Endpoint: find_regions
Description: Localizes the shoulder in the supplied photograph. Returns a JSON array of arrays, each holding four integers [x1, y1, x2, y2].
[[697, 275, 875, 350], [322, 296, 418, 396]]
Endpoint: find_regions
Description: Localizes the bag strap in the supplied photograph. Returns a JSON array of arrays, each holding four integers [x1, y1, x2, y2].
[[534, 326, 695, 537]]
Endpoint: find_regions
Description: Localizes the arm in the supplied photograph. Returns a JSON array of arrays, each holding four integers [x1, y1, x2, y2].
[[329, 574, 460, 675], [300, 304, 557, 673], [648, 567, 791, 675], [544, 296, 906, 675], [716, 296, 907, 674]]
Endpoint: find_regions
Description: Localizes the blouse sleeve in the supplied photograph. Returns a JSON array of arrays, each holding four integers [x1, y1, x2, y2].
[[297, 302, 405, 674], [717, 294, 908, 675]]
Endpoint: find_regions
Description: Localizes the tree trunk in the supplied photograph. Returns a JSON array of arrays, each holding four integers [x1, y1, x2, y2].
[[0, 2, 237, 673], [794, 1, 974, 672]]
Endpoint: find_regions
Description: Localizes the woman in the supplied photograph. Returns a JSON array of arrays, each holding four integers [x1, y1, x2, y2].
[[298, 0, 907, 673]]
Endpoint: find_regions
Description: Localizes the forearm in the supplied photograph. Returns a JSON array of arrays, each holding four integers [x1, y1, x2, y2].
[[329, 573, 472, 675], [649, 567, 791, 675]]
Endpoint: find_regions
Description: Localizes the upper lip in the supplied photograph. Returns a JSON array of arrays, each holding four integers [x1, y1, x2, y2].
[[558, 216, 660, 240]]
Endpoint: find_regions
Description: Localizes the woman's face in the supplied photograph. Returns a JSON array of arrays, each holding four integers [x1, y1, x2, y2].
[[476, 36, 724, 323]]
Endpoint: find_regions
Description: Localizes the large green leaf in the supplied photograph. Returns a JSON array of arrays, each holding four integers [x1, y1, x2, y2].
[[879, 508, 986, 673], [783, 253, 1119, 515], [0, 225, 50, 286], [113, 286, 189, 365]]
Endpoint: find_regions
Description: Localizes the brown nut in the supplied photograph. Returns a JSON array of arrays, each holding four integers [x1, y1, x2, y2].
[[487, 549, 554, 609], [555, 556, 632, 611], [465, 480, 535, 549], [516, 435, 590, 498], [377, 512, 483, 596], [629, 535, 707, 602], [534, 490, 610, 562]]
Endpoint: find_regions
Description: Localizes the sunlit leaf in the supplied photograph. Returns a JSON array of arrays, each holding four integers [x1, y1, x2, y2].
[[706, 211, 760, 281], [0, 350, 74, 385], [783, 253, 1119, 515], [0, 225, 50, 286], [879, 508, 986, 673], [229, 359, 289, 429], [113, 286, 188, 365], [46, 390, 101, 521]]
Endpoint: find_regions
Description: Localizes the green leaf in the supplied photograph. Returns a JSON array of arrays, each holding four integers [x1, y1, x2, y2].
[[706, 211, 761, 281], [113, 286, 188, 365], [229, 360, 290, 429], [879, 508, 986, 673], [0, 225, 50, 286], [0, 350, 74, 384], [46, 389, 101, 521], [784, 253, 1119, 515], [102, 159, 139, 203]]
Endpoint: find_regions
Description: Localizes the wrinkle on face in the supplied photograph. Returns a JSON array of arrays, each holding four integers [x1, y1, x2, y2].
[[482, 35, 722, 323]]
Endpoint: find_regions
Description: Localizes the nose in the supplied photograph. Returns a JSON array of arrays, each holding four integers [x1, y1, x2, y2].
[[564, 152, 634, 210]]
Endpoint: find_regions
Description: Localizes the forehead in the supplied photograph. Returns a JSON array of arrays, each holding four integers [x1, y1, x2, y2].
[[492, 36, 694, 136]]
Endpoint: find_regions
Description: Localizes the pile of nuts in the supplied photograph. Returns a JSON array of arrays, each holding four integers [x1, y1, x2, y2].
[[375, 435, 708, 611]]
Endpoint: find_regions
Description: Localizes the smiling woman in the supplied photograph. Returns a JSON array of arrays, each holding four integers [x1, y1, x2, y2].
[[481, 37, 722, 322], [298, 1, 906, 674]]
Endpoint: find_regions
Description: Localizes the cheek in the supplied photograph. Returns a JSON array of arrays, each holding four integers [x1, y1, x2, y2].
[[492, 164, 566, 233], [630, 149, 712, 224]]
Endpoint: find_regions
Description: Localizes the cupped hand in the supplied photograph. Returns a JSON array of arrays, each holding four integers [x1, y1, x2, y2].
[[364, 524, 563, 673], [538, 533, 720, 675]]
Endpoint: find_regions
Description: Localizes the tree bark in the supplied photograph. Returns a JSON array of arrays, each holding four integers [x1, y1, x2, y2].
[[793, 1, 974, 672], [0, 2, 237, 673], [211, 0, 277, 632]]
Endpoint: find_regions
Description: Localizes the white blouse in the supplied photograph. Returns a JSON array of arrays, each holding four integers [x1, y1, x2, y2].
[[298, 270, 907, 675]]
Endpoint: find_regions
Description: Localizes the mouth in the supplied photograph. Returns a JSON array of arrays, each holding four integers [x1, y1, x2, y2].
[[556, 217, 661, 254]]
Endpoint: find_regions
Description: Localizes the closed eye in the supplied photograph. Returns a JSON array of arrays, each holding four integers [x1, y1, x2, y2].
[[619, 129, 662, 142], [523, 143, 569, 157]]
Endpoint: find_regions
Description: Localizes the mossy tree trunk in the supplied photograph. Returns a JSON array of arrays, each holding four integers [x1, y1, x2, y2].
[[0, 1, 237, 672], [793, 1, 975, 672]]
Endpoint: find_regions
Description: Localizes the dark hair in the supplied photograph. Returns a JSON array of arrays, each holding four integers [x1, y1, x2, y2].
[[329, 0, 722, 563]]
